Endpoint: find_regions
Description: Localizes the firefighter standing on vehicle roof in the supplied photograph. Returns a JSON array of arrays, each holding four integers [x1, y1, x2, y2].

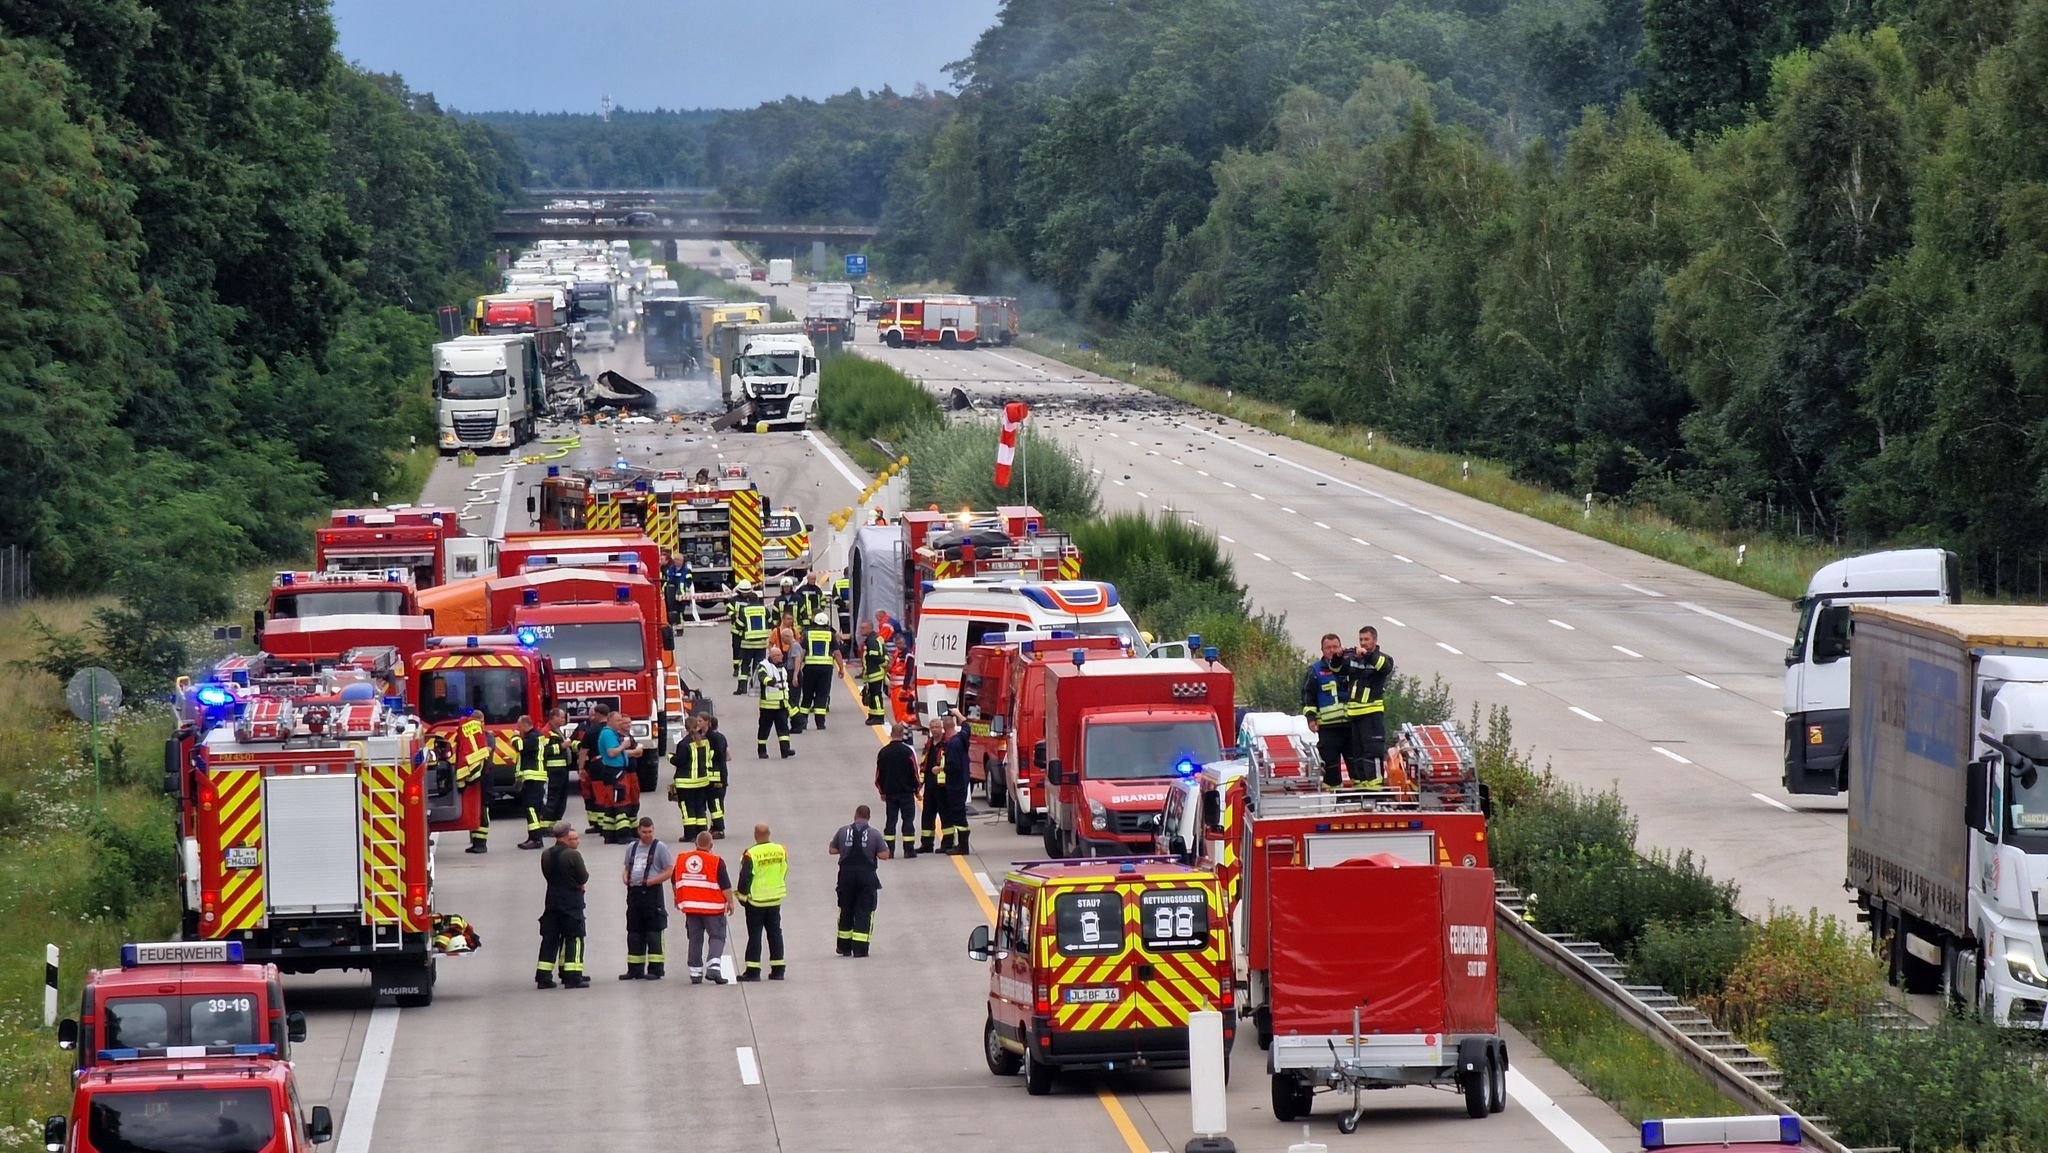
[[674, 831, 735, 985], [874, 722, 920, 858], [515, 715, 548, 850], [541, 707, 573, 825], [1345, 626, 1396, 778], [670, 714, 717, 842], [858, 621, 888, 725], [537, 823, 589, 989], [941, 716, 972, 855], [1301, 635, 1354, 789], [755, 647, 796, 759], [620, 817, 674, 980], [830, 804, 889, 957], [459, 708, 491, 854], [736, 823, 788, 981], [576, 703, 613, 835], [916, 716, 950, 854], [798, 613, 837, 731]]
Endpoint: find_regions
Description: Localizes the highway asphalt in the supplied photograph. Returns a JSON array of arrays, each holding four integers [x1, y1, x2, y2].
[[283, 323, 1643, 1152]]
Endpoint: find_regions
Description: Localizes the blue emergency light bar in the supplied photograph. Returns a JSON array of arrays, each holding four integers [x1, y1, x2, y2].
[[516, 628, 541, 647], [547, 465, 560, 477], [193, 684, 236, 708], [616, 586, 632, 601], [523, 588, 540, 605], [1175, 757, 1200, 776], [1640, 1116, 1801, 1148], [276, 572, 294, 586], [1204, 646, 1219, 662], [121, 940, 243, 968], [1072, 650, 1086, 667], [98, 1043, 276, 1062]]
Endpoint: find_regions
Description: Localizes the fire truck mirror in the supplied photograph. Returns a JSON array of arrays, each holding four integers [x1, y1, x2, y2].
[[526, 494, 537, 516], [161, 738, 184, 798], [55, 1019, 78, 1050], [1032, 741, 1047, 770], [1479, 782, 1495, 821], [252, 610, 266, 634], [287, 1010, 308, 1043], [1200, 789, 1223, 832], [308, 1106, 334, 1145], [967, 923, 992, 961], [1046, 759, 1064, 786], [661, 626, 676, 652], [43, 1117, 64, 1153]]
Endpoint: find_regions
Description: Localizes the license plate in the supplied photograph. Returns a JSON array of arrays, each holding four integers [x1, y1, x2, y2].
[[225, 847, 259, 869], [1064, 986, 1121, 1005]]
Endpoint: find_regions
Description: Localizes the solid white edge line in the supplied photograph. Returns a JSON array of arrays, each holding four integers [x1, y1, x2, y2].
[[1569, 706, 1603, 723], [1622, 583, 1664, 598], [1686, 675, 1721, 690], [801, 429, 870, 493], [1614, 645, 1644, 658], [1652, 746, 1692, 765], [1506, 1067, 1614, 1153], [737, 1046, 762, 1085], [333, 1006, 400, 1153], [1753, 792, 1796, 812], [1498, 672, 1526, 686], [1677, 600, 1795, 644]]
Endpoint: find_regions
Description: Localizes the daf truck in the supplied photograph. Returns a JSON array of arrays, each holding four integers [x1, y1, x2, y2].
[[1783, 549, 1960, 794], [1846, 604, 2048, 1025], [433, 335, 542, 453]]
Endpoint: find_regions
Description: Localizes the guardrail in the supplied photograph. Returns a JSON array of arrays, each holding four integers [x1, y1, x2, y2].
[[1494, 878, 1918, 1153]]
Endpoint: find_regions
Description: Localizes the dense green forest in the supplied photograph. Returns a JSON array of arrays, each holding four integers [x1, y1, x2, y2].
[[0, 0, 521, 670]]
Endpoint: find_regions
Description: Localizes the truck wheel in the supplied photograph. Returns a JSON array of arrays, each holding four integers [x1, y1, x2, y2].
[[941, 332, 958, 349], [885, 331, 903, 349], [392, 958, 436, 1009], [984, 1014, 1022, 1076], [1043, 823, 1062, 859], [1008, 791, 1028, 834], [1271, 1074, 1309, 1122], [1254, 1006, 1272, 1051], [1023, 1038, 1054, 1096]]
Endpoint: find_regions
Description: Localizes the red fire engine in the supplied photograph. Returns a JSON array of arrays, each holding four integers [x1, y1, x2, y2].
[[57, 940, 304, 1073], [317, 505, 492, 587], [1161, 716, 1506, 1132], [847, 506, 1080, 637], [410, 634, 557, 811], [955, 631, 1131, 825], [876, 295, 980, 348], [44, 1051, 332, 1153], [528, 463, 767, 601]]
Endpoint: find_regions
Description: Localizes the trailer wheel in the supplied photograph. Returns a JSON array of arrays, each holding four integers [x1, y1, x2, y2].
[[1462, 1066, 1487, 1118], [1488, 1040, 1508, 1113], [1023, 1037, 1054, 1096], [983, 1014, 1022, 1076], [1337, 1112, 1359, 1135], [1270, 1074, 1310, 1122]]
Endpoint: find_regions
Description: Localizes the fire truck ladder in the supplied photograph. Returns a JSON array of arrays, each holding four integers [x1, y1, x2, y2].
[[358, 760, 408, 951]]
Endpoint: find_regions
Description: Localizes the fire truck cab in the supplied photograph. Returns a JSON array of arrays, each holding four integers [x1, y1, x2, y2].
[[44, 1052, 331, 1153], [954, 631, 1131, 825], [57, 941, 304, 1072], [258, 570, 420, 628], [411, 635, 556, 810], [528, 464, 767, 604], [968, 858, 1232, 1096]]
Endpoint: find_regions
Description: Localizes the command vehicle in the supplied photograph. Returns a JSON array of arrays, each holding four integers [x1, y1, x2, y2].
[[412, 634, 557, 809], [57, 940, 305, 1071], [44, 1052, 332, 1153], [845, 506, 1082, 644], [528, 466, 766, 603], [1039, 652, 1234, 859], [1638, 1115, 1805, 1151], [1846, 604, 2048, 1023], [433, 333, 543, 452], [1164, 715, 1503, 1131], [1782, 548, 1961, 795], [165, 688, 451, 1004], [876, 295, 979, 348], [761, 508, 812, 580], [317, 506, 493, 587], [954, 631, 1132, 823], [967, 858, 1232, 1096]]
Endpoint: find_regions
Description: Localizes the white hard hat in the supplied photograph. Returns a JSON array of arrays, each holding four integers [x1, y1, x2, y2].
[[814, 614, 829, 626], [735, 581, 753, 592], [780, 575, 795, 587]]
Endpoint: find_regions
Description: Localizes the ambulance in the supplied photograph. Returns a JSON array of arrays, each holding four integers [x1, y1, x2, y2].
[[912, 579, 1143, 720], [967, 858, 1233, 1096], [57, 940, 305, 1072]]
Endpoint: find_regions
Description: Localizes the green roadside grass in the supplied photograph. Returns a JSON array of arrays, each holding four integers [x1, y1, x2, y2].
[[1498, 935, 1742, 1123], [1014, 334, 1828, 603]]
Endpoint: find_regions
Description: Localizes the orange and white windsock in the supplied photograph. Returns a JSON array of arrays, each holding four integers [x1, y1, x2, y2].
[[994, 401, 1030, 488]]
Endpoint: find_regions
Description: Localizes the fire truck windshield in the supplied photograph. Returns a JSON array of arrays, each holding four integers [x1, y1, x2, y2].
[[417, 667, 529, 725], [102, 995, 261, 1050], [1083, 720, 1222, 781], [87, 1087, 275, 1153], [269, 590, 409, 618], [436, 370, 507, 400], [523, 622, 645, 671]]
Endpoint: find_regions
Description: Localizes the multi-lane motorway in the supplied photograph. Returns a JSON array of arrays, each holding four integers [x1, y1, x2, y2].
[[282, 318, 1647, 1153]]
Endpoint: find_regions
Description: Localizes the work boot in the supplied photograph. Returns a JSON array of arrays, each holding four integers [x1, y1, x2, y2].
[[708, 967, 729, 986], [815, 716, 826, 730], [768, 968, 785, 980], [619, 969, 644, 981], [916, 840, 933, 855], [536, 976, 556, 989], [955, 831, 972, 855], [865, 715, 884, 726], [781, 748, 796, 759], [465, 842, 487, 855], [585, 824, 602, 835], [518, 839, 543, 850], [737, 971, 761, 983], [562, 975, 590, 989]]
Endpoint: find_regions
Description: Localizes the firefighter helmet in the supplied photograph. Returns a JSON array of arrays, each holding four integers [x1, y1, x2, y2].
[[735, 581, 754, 593], [813, 614, 829, 626]]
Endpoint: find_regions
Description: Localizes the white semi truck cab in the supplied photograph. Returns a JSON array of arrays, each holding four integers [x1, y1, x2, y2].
[[1782, 548, 1959, 794], [726, 324, 818, 431], [434, 335, 541, 454]]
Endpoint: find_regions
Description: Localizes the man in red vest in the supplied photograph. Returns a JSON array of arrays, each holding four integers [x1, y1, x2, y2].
[[674, 830, 736, 985]]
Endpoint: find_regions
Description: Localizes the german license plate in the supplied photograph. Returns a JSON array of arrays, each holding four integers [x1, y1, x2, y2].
[[225, 847, 259, 869], [1064, 986, 1121, 1004]]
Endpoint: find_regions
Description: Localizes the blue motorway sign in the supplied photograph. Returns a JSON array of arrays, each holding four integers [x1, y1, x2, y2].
[[845, 253, 869, 278]]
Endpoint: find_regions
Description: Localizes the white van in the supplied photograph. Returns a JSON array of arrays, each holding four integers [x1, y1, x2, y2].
[[911, 579, 1143, 717]]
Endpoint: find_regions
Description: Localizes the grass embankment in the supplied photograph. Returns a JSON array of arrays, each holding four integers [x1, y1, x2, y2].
[[816, 354, 942, 472], [1014, 334, 1829, 602]]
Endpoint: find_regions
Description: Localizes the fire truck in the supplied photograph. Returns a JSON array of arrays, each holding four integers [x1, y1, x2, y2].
[[845, 505, 1080, 640], [492, 571, 675, 765], [955, 631, 1131, 823], [973, 296, 1019, 346], [164, 686, 454, 1005], [876, 295, 980, 348], [493, 539, 682, 737], [530, 463, 766, 603], [1038, 652, 1235, 860], [254, 570, 421, 637], [44, 1051, 333, 1153], [1161, 716, 1506, 1132], [316, 505, 494, 587], [411, 634, 557, 810], [57, 940, 304, 1072]]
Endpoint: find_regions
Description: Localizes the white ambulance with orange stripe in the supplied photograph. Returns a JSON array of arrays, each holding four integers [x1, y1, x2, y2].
[[911, 579, 1143, 721], [166, 687, 452, 1006], [968, 858, 1233, 1096]]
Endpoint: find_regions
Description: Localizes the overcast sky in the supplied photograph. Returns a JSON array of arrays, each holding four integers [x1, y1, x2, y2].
[[331, 0, 1003, 113]]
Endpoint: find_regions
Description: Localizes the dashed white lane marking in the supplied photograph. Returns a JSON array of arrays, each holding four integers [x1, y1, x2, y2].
[[1440, 574, 1461, 584], [1253, 552, 1273, 562], [1492, 596, 1516, 606], [1498, 672, 1526, 686], [1677, 601, 1794, 645], [333, 1007, 399, 1153], [1222, 481, 1237, 488], [1250, 492, 1267, 501], [1384, 616, 1407, 628], [1113, 478, 1126, 486], [1570, 706, 1604, 723], [1686, 674, 1721, 690], [1623, 583, 1664, 598], [1549, 619, 1576, 631], [1753, 793, 1796, 813], [737, 1047, 762, 1085], [1135, 491, 1149, 499], [1653, 747, 1692, 765], [1292, 571, 1312, 582], [1335, 593, 1357, 603], [1197, 469, 1210, 477], [1281, 506, 1297, 515], [1352, 537, 1372, 547], [1313, 521, 1331, 530], [1393, 554, 1414, 564], [1219, 534, 1236, 543], [1614, 646, 1644, 658], [1437, 642, 1463, 655]]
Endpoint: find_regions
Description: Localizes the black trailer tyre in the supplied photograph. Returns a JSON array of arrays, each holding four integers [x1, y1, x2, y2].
[[984, 1014, 1022, 1076], [1337, 1110, 1359, 1135], [1023, 1037, 1054, 1096], [1270, 1074, 1305, 1122], [1463, 1066, 1488, 1118], [1488, 1041, 1508, 1113]]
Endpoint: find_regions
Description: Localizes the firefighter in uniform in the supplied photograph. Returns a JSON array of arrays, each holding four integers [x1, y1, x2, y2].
[[670, 714, 717, 842], [858, 622, 888, 725], [458, 709, 491, 854], [755, 648, 796, 759], [735, 586, 771, 696], [832, 574, 854, 655], [916, 717, 948, 854], [794, 572, 826, 628], [798, 614, 837, 731], [662, 551, 693, 624], [830, 804, 889, 957], [1344, 626, 1396, 779], [515, 715, 548, 850], [736, 823, 788, 981], [540, 708, 573, 825], [576, 703, 614, 835], [941, 717, 972, 855], [729, 581, 753, 691], [537, 823, 589, 989], [703, 713, 730, 838], [874, 722, 920, 858], [1301, 635, 1353, 788]]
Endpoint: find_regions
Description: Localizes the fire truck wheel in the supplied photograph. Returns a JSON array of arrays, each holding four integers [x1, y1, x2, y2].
[[983, 1014, 1022, 1076], [1270, 1074, 1310, 1122], [1253, 1007, 1272, 1051], [1042, 824, 1063, 859], [1022, 1037, 1054, 1096], [390, 959, 436, 1009]]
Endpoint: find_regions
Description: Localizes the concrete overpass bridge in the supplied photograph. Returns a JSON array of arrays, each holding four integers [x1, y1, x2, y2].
[[492, 220, 878, 246]]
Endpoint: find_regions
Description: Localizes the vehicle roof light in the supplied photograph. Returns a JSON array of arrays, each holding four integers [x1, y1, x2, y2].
[[121, 941, 244, 967], [1204, 646, 1219, 662], [1072, 650, 1086, 667], [1187, 634, 1201, 651], [194, 684, 235, 708], [277, 572, 294, 586], [98, 1043, 277, 1061], [1640, 1116, 1801, 1149], [523, 589, 540, 605], [616, 586, 632, 601], [516, 627, 540, 647]]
